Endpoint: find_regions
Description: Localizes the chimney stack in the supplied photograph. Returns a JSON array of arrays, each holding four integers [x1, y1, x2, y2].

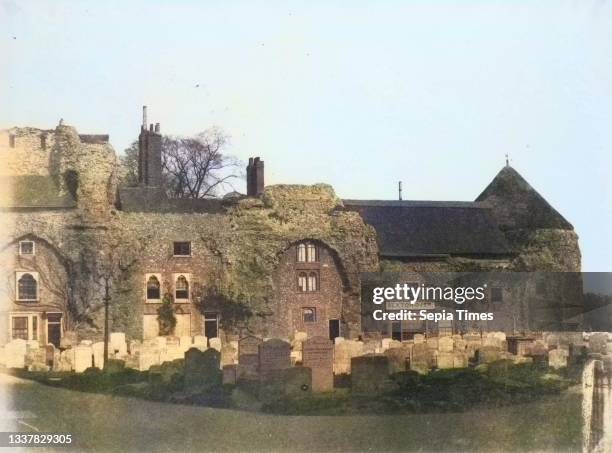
[[246, 157, 264, 197], [398, 181, 403, 201], [138, 107, 162, 187]]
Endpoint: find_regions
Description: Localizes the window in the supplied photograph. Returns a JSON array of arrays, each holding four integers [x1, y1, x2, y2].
[[17, 272, 38, 301], [491, 287, 503, 304], [302, 308, 316, 323], [297, 244, 306, 262], [297, 242, 318, 262], [12, 317, 28, 340], [40, 134, 47, 150], [306, 243, 317, 262], [173, 241, 191, 257], [308, 272, 318, 291], [297, 272, 308, 292], [175, 275, 189, 301], [146, 275, 161, 300], [19, 241, 35, 256], [298, 272, 319, 292], [204, 312, 219, 339], [10, 314, 40, 341]]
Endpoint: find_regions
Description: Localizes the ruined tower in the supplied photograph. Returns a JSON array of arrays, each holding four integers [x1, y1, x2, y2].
[[246, 157, 264, 197]]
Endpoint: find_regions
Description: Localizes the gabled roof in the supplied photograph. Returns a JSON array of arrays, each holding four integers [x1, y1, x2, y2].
[[342, 200, 511, 258], [476, 166, 573, 231], [0, 175, 76, 209]]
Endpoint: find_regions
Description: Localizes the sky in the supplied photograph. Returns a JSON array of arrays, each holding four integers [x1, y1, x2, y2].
[[1, 0, 611, 271]]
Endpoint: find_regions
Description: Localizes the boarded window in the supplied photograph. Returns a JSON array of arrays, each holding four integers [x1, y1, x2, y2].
[[19, 241, 34, 255]]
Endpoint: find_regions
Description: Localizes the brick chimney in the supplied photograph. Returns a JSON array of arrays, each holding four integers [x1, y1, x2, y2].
[[246, 156, 264, 197], [138, 106, 162, 187]]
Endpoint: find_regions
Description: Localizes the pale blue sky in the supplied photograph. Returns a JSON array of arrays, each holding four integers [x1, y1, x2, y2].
[[2, 0, 611, 271]]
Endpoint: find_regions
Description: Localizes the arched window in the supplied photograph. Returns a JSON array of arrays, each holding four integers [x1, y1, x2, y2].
[[297, 244, 306, 262], [175, 275, 189, 300], [18, 273, 37, 300], [146, 276, 160, 300], [302, 308, 316, 323], [308, 272, 318, 291], [306, 243, 317, 262], [297, 272, 308, 292]]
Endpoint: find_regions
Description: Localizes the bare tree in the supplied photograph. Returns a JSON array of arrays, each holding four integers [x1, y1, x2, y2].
[[119, 127, 240, 198]]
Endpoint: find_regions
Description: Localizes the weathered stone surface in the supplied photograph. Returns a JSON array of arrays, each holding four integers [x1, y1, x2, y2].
[[5, 339, 27, 368], [209, 337, 222, 352], [351, 355, 392, 394], [588, 333, 608, 355], [385, 347, 409, 373], [184, 348, 221, 391], [302, 337, 334, 392], [223, 364, 237, 385], [259, 339, 290, 376], [436, 352, 455, 369], [334, 340, 363, 374], [110, 332, 127, 357], [238, 336, 262, 377], [476, 346, 501, 364], [438, 336, 454, 353], [74, 345, 93, 372], [259, 367, 312, 402]]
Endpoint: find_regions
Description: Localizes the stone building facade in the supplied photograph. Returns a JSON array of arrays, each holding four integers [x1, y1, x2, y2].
[[0, 111, 581, 347]]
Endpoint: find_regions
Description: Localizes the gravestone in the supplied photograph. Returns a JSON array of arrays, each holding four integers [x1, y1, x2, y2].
[[453, 351, 469, 368], [92, 342, 105, 369], [438, 336, 454, 353], [193, 335, 208, 351], [209, 337, 222, 352], [302, 337, 334, 392], [221, 344, 237, 367], [45, 344, 56, 368], [223, 365, 237, 385], [259, 368, 312, 403], [410, 343, 431, 374], [334, 340, 364, 374], [5, 339, 27, 368], [110, 332, 127, 357], [588, 333, 608, 355], [74, 345, 93, 372], [548, 348, 569, 369], [238, 336, 262, 377], [179, 336, 193, 352], [351, 355, 393, 394], [384, 347, 409, 373], [259, 339, 290, 376], [436, 352, 454, 369], [476, 346, 501, 364], [413, 334, 425, 344], [184, 347, 222, 391]]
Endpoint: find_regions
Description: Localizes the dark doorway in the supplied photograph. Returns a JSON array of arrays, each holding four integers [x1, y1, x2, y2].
[[47, 313, 62, 348], [204, 312, 219, 339], [329, 319, 340, 340]]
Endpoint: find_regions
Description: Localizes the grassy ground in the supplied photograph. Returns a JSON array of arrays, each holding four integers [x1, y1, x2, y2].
[[2, 372, 583, 452]]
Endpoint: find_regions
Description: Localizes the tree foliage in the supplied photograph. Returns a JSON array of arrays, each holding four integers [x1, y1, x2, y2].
[[118, 127, 239, 198], [157, 293, 177, 336]]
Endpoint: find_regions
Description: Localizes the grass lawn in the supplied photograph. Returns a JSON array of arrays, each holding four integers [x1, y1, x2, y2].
[[4, 372, 583, 452]]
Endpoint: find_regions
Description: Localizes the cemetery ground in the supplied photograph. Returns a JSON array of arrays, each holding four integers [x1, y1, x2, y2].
[[1, 360, 583, 452]]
